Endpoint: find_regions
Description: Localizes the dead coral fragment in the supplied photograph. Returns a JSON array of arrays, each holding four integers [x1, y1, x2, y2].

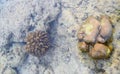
[[25, 30, 50, 57], [89, 43, 111, 59]]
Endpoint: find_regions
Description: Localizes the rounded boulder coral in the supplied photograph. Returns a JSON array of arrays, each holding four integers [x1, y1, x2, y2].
[[78, 16, 101, 43], [77, 15, 113, 59], [89, 43, 111, 59], [25, 30, 50, 57], [97, 15, 112, 43]]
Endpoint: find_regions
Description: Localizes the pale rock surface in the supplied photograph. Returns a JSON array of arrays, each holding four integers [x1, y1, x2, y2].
[[0, 0, 120, 74]]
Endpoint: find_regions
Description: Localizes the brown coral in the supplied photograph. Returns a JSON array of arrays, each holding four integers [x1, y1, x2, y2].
[[25, 30, 50, 57], [78, 16, 101, 43], [77, 15, 113, 59], [78, 42, 89, 52], [89, 43, 111, 59], [83, 16, 101, 43]]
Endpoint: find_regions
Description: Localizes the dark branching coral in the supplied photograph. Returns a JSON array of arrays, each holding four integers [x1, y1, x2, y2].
[[25, 30, 50, 57]]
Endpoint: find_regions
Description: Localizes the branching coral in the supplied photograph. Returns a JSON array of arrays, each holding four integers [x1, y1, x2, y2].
[[25, 30, 50, 57]]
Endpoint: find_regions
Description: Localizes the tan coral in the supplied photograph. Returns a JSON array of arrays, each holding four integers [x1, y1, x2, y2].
[[89, 43, 111, 59], [78, 16, 101, 43], [97, 15, 112, 43], [77, 15, 113, 59]]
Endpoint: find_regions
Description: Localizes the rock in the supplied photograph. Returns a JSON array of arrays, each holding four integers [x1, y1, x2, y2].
[[3, 68, 17, 74]]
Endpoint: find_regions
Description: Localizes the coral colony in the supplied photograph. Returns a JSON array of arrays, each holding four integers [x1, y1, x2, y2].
[[25, 30, 50, 57], [78, 15, 113, 59]]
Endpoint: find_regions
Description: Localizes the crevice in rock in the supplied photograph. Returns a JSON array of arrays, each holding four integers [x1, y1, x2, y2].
[[4, 32, 14, 50], [45, 2, 62, 45], [37, 2, 63, 73]]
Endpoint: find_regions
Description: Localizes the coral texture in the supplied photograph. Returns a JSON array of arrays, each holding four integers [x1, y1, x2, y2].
[[25, 30, 50, 57]]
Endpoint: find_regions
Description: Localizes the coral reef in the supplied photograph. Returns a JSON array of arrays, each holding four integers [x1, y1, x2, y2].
[[25, 30, 50, 57], [78, 15, 113, 59]]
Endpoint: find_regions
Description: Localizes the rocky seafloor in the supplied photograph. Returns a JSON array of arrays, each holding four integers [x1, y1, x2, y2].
[[0, 0, 120, 74]]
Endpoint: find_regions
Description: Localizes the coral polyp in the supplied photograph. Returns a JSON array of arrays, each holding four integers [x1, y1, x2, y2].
[[77, 15, 113, 59], [25, 30, 50, 57]]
